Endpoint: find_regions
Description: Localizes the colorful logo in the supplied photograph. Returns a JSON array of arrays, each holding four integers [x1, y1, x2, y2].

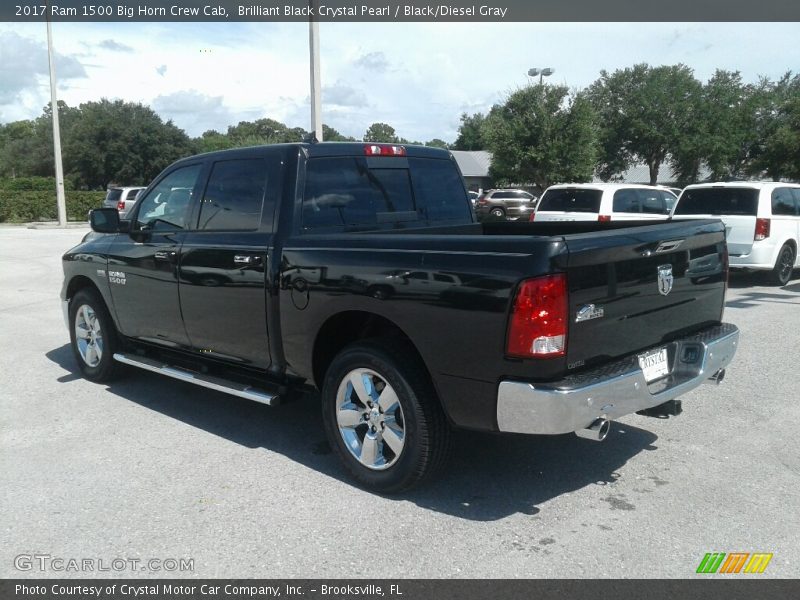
[[696, 552, 773, 574]]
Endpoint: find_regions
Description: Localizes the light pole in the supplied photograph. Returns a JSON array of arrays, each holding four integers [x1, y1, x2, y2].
[[308, 1, 322, 141], [527, 67, 555, 85], [46, 3, 67, 226]]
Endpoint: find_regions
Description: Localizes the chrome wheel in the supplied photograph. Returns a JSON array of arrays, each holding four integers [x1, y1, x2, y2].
[[335, 368, 406, 470], [74, 304, 103, 367]]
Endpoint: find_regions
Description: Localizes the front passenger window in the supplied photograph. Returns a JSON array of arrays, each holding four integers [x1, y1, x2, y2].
[[136, 164, 202, 231]]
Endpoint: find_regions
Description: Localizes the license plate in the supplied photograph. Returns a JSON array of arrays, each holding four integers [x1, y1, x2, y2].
[[638, 347, 669, 383]]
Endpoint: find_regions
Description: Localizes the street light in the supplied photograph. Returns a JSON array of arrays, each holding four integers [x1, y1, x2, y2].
[[527, 67, 555, 85]]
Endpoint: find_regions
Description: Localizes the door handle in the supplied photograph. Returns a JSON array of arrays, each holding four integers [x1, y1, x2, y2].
[[154, 250, 177, 262], [234, 255, 263, 266]]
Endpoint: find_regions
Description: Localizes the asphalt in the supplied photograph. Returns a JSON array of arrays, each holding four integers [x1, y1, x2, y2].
[[1, 226, 798, 578]]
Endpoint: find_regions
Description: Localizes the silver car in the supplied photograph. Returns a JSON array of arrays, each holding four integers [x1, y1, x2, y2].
[[102, 186, 146, 218]]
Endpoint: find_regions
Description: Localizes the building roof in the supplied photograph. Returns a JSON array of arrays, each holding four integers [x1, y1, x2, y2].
[[450, 150, 492, 178], [593, 162, 712, 185]]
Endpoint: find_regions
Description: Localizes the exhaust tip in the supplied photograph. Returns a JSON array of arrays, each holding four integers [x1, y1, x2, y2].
[[575, 418, 611, 442]]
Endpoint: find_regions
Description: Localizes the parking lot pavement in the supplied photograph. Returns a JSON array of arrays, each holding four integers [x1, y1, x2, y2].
[[1, 226, 799, 579]]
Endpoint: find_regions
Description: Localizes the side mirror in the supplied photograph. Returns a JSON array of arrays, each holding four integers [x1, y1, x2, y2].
[[89, 208, 121, 233]]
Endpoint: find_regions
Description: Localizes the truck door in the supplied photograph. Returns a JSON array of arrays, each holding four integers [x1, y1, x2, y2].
[[178, 156, 280, 369], [106, 163, 205, 347]]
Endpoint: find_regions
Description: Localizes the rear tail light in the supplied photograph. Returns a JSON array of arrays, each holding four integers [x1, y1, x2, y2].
[[529, 212, 536, 222], [117, 200, 125, 211], [506, 274, 568, 358], [477, 197, 488, 206], [754, 218, 770, 241], [364, 144, 406, 156], [598, 215, 611, 222]]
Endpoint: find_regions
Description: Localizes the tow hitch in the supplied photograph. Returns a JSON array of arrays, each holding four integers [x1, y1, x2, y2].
[[637, 399, 683, 418]]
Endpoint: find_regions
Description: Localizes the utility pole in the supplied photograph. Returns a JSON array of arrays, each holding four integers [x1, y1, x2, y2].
[[46, 7, 67, 226], [308, 1, 322, 141]]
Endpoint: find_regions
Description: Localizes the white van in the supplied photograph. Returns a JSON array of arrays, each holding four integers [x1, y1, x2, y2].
[[531, 183, 675, 223], [671, 182, 800, 285]]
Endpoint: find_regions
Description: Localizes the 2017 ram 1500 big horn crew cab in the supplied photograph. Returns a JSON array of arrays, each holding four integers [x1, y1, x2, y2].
[[62, 143, 739, 492]]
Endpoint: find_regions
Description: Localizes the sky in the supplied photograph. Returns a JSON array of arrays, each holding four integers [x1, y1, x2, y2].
[[0, 21, 799, 143]]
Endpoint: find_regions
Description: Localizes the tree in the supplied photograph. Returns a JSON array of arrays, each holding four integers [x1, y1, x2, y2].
[[452, 112, 486, 150], [425, 138, 449, 149], [322, 124, 355, 141], [64, 99, 195, 189], [481, 84, 599, 189], [587, 64, 703, 185], [363, 122, 398, 143], [749, 72, 800, 180]]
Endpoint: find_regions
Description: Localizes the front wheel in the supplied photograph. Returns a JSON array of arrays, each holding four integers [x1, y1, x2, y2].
[[68, 288, 122, 382], [769, 244, 795, 286], [321, 340, 450, 493]]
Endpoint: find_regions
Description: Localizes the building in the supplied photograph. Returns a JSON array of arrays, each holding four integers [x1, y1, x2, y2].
[[451, 150, 492, 192], [593, 162, 712, 186]]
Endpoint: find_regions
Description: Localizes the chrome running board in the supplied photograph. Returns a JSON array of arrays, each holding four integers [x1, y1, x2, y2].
[[113, 353, 279, 406]]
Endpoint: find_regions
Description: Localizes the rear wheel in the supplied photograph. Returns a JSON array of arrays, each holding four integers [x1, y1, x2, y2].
[[321, 340, 450, 493], [69, 288, 122, 382], [769, 244, 795, 286], [489, 207, 505, 219]]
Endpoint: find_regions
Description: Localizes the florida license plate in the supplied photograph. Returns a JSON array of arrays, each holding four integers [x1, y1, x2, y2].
[[638, 347, 669, 382]]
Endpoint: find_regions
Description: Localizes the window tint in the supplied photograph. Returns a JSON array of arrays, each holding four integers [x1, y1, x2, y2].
[[771, 188, 797, 216], [303, 157, 415, 230], [673, 187, 759, 216], [125, 189, 143, 202], [492, 191, 514, 199], [136, 164, 202, 230], [197, 159, 267, 230], [105, 189, 122, 203], [538, 189, 602, 213], [408, 158, 472, 222], [613, 188, 670, 214]]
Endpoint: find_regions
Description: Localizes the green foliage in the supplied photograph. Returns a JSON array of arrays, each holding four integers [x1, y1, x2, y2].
[[0, 189, 104, 223], [64, 99, 196, 189], [364, 122, 399, 143], [424, 138, 450, 149], [482, 84, 599, 189], [0, 176, 74, 191], [748, 73, 800, 181], [587, 64, 703, 185], [453, 113, 486, 150], [322, 124, 356, 142]]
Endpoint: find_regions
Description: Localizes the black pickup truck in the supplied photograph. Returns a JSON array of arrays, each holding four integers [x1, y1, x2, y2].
[[62, 142, 739, 492]]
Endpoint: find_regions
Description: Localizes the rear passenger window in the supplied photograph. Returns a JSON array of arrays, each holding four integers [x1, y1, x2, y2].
[[303, 157, 416, 230], [772, 188, 797, 216], [612, 189, 641, 213], [197, 159, 267, 230]]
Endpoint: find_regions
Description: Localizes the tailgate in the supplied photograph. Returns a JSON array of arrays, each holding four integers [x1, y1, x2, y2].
[[563, 220, 727, 370]]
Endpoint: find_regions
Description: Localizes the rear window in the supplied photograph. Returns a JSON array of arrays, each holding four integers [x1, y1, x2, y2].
[[538, 189, 602, 213], [105, 189, 122, 203], [674, 188, 759, 216], [302, 156, 469, 230]]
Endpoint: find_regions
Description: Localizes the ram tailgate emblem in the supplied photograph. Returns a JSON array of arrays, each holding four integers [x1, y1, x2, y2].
[[576, 304, 604, 322], [657, 264, 674, 296]]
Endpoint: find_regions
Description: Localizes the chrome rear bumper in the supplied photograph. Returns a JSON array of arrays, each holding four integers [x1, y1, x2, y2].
[[497, 323, 739, 435]]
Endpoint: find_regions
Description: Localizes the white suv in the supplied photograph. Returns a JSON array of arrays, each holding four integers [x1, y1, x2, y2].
[[531, 183, 676, 223], [671, 182, 800, 285]]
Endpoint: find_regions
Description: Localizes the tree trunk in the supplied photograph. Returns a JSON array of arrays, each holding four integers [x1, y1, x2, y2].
[[648, 160, 660, 186]]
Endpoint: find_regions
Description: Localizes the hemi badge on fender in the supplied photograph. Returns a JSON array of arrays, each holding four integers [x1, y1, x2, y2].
[[96, 269, 106, 277], [576, 304, 604, 322]]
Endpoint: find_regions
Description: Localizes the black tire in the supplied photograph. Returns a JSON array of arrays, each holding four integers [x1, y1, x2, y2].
[[769, 244, 795, 286], [489, 207, 505, 219], [321, 339, 451, 493], [68, 287, 122, 382]]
